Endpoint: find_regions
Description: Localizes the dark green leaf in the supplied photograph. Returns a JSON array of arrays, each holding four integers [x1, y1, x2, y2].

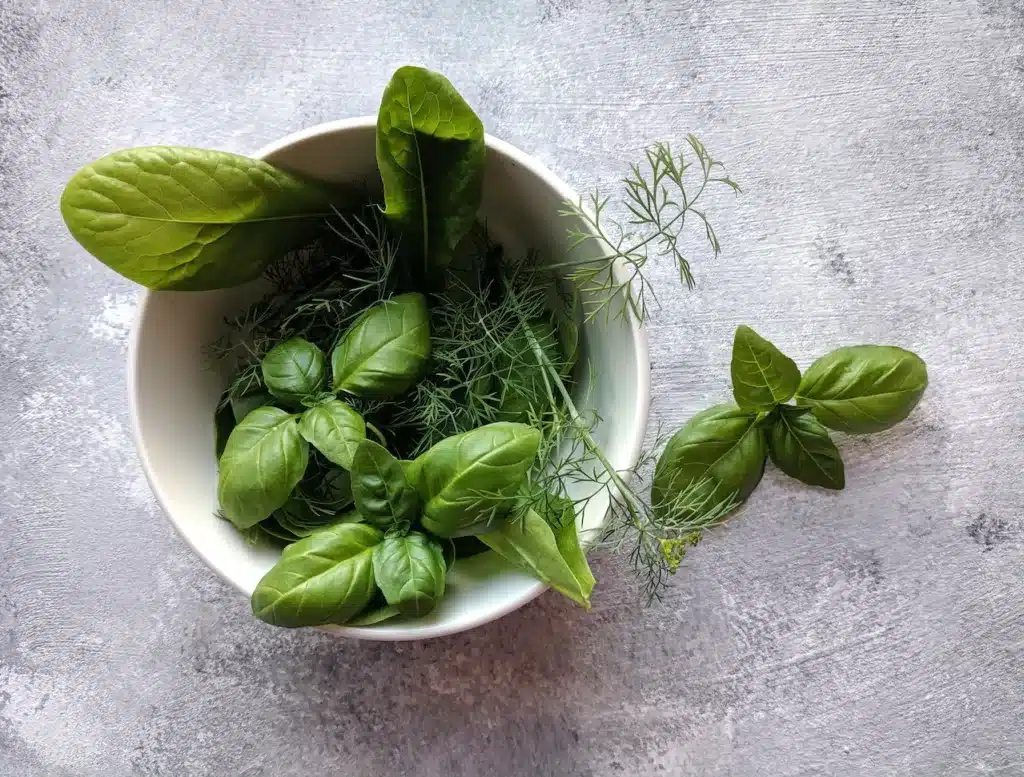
[[261, 338, 326, 407], [376, 66, 485, 276], [496, 320, 563, 422], [795, 345, 928, 433], [60, 146, 336, 290], [730, 324, 801, 411], [417, 422, 541, 537], [331, 293, 431, 398], [214, 399, 235, 459], [651, 404, 767, 519], [350, 440, 419, 529], [371, 532, 447, 617], [251, 523, 382, 627], [231, 391, 272, 423], [768, 406, 845, 489], [218, 407, 308, 528], [298, 399, 366, 469]]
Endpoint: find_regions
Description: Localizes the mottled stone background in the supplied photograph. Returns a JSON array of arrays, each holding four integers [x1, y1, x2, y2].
[[1, 1, 1022, 775]]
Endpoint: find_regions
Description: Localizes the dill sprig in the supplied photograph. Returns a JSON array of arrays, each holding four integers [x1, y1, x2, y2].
[[556, 136, 740, 322]]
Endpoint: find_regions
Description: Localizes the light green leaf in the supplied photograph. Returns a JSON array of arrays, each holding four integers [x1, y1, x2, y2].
[[795, 345, 928, 433], [60, 146, 335, 290], [376, 66, 485, 275], [298, 400, 366, 469], [261, 338, 326, 407], [218, 407, 308, 528], [371, 532, 447, 617], [347, 604, 403, 627], [730, 324, 801, 411], [768, 406, 845, 489]]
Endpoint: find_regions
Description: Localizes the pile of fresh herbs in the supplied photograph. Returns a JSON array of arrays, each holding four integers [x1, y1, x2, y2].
[[60, 65, 928, 627]]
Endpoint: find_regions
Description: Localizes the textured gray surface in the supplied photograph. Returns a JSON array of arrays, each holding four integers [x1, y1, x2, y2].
[[1, 0, 1023, 774]]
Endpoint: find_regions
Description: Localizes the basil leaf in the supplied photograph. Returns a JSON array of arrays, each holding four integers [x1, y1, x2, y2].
[[261, 338, 326, 407], [298, 399, 366, 469], [60, 146, 335, 290], [795, 345, 928, 433], [331, 293, 431, 398], [231, 391, 272, 424], [251, 523, 382, 627], [347, 604, 403, 627], [416, 422, 541, 537], [350, 440, 419, 529], [651, 404, 767, 519], [371, 532, 447, 617], [479, 506, 594, 609], [730, 324, 801, 411], [218, 407, 309, 528], [768, 407, 845, 490], [377, 66, 485, 275]]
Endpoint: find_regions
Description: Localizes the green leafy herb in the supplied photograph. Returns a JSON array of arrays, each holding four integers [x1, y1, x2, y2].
[[218, 407, 309, 528], [376, 65, 485, 277], [347, 603, 403, 626], [371, 532, 447, 616], [60, 146, 336, 290], [795, 345, 928, 433], [731, 324, 801, 411], [251, 523, 382, 627], [350, 440, 419, 530], [261, 337, 326, 407], [331, 293, 431, 398], [416, 422, 541, 537], [297, 399, 366, 469], [767, 406, 845, 490]]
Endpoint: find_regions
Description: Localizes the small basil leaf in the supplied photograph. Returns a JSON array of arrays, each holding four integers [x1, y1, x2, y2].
[[261, 338, 326, 407], [371, 532, 447, 617], [351, 440, 419, 529], [651, 404, 767, 519], [251, 523, 382, 628], [331, 293, 431, 398], [377, 66, 485, 276], [795, 345, 928, 433], [60, 146, 336, 290], [298, 399, 366, 469], [231, 391, 272, 423], [768, 407, 845, 490], [730, 324, 801, 411], [218, 407, 309, 528], [417, 422, 541, 538], [479, 506, 594, 609], [347, 604, 403, 627]]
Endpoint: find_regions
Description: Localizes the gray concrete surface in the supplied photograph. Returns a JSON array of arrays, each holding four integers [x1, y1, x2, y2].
[[2, 1, 1023, 775]]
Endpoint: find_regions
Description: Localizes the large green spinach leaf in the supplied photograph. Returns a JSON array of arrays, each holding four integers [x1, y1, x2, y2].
[[331, 293, 430, 398], [60, 146, 335, 290], [351, 440, 419, 529], [651, 404, 766, 519], [218, 407, 309, 528], [251, 523, 382, 627], [795, 345, 928, 433], [377, 66, 485, 276], [261, 338, 326, 407], [768, 406, 845, 489], [416, 422, 541, 537], [371, 532, 447, 617], [731, 324, 801, 411], [298, 399, 366, 469]]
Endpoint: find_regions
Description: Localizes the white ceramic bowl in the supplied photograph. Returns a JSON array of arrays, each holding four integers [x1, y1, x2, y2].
[[128, 118, 650, 640]]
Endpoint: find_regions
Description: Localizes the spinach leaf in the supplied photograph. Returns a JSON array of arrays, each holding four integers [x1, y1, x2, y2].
[[251, 523, 382, 627], [371, 532, 447, 617], [218, 407, 308, 528], [768, 406, 845, 490], [731, 324, 801, 411], [60, 146, 335, 290], [347, 604, 403, 626], [331, 293, 430, 398], [298, 399, 366, 469], [376, 66, 485, 275], [479, 504, 594, 609], [651, 404, 766, 519], [497, 320, 563, 422], [795, 345, 928, 433], [350, 440, 419, 529], [261, 338, 326, 407], [416, 422, 541, 537]]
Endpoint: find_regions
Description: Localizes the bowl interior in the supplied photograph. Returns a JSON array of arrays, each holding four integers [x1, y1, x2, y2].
[[129, 120, 649, 639]]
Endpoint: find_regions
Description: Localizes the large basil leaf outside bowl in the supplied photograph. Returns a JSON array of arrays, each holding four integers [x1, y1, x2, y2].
[[127, 119, 649, 640]]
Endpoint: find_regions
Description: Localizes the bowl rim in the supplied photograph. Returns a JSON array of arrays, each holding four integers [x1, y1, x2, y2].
[[127, 117, 651, 640]]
